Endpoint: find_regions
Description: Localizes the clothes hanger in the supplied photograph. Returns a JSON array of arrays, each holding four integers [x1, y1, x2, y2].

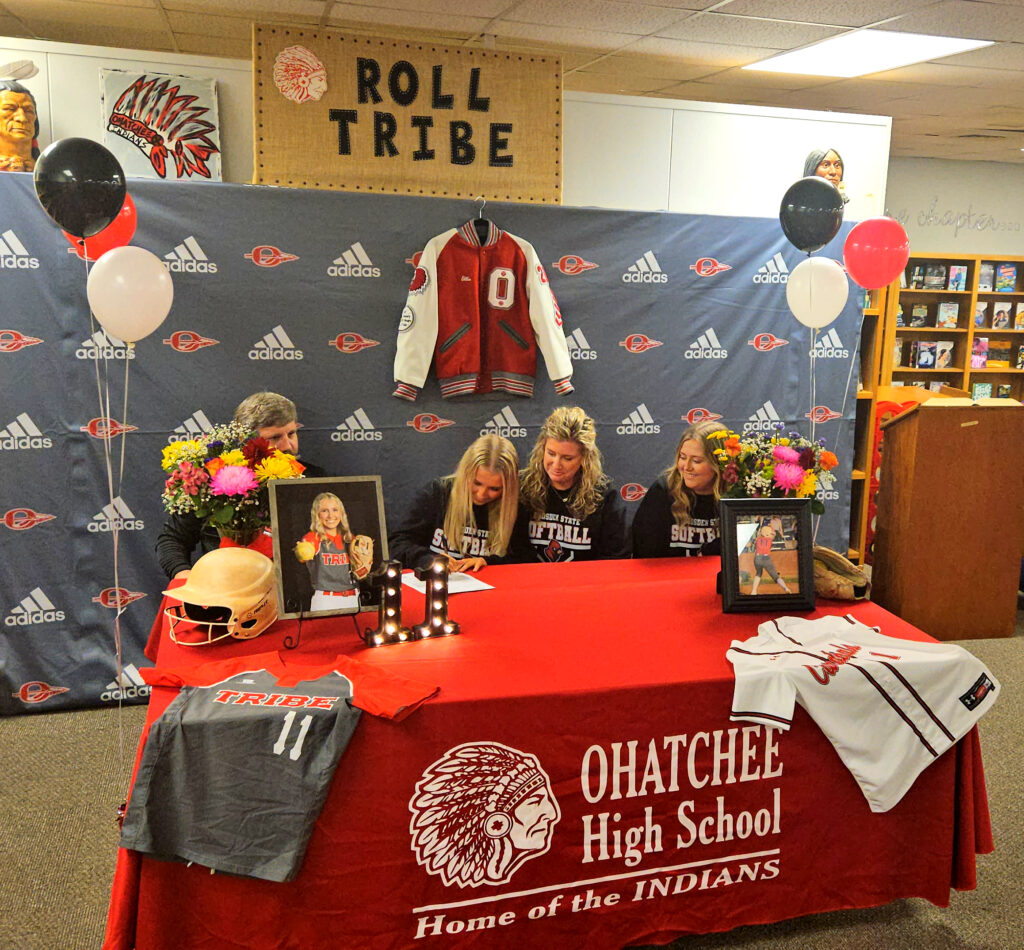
[[472, 195, 490, 242]]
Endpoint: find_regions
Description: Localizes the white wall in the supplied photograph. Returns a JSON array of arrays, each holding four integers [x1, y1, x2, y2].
[[0, 35, 253, 182], [563, 91, 891, 220], [884, 157, 1024, 256], [4, 34, 891, 219]]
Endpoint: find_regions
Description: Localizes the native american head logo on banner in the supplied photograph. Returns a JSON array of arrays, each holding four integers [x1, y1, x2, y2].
[[409, 742, 560, 887], [101, 69, 221, 180]]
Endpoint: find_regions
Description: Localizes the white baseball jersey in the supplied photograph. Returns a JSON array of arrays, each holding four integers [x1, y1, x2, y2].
[[727, 615, 998, 812]]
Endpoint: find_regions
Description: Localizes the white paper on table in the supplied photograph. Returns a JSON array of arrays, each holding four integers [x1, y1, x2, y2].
[[401, 572, 494, 594]]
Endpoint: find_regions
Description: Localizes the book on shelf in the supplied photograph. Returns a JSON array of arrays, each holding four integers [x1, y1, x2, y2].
[[907, 340, 919, 367], [915, 341, 937, 368], [974, 302, 988, 327], [910, 304, 928, 327], [893, 339, 904, 367], [895, 304, 905, 326], [1015, 302, 1024, 330], [908, 265, 925, 289], [995, 263, 1017, 292], [923, 264, 947, 289], [995, 384, 1013, 398], [935, 301, 959, 327], [947, 265, 968, 291], [971, 381, 993, 400], [978, 262, 995, 292], [991, 305, 1011, 329], [987, 340, 1012, 367], [935, 340, 955, 369], [928, 381, 946, 392], [1018, 344, 1024, 370], [971, 337, 989, 368]]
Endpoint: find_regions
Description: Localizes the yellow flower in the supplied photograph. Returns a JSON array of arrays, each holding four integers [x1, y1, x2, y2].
[[797, 471, 817, 497], [707, 429, 729, 440], [254, 451, 304, 482], [161, 440, 201, 471], [219, 449, 246, 466]]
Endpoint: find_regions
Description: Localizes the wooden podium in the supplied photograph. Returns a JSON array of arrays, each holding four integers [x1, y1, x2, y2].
[[872, 399, 1024, 639]]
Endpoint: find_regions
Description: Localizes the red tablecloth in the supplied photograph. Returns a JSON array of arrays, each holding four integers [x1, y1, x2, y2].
[[105, 558, 992, 950]]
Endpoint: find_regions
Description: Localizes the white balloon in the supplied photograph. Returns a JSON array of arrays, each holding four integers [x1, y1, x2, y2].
[[86, 245, 174, 343], [785, 256, 849, 329]]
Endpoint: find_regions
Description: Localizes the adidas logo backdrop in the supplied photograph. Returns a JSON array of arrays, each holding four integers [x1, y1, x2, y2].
[[0, 172, 859, 714]]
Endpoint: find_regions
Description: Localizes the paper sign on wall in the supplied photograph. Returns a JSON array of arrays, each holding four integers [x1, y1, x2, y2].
[[253, 24, 561, 203], [101, 68, 221, 181]]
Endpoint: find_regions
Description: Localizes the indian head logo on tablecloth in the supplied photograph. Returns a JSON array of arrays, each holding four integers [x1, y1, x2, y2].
[[409, 742, 561, 887]]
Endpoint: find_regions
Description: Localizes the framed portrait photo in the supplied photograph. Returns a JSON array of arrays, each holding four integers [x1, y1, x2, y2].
[[269, 476, 388, 619], [719, 498, 815, 613]]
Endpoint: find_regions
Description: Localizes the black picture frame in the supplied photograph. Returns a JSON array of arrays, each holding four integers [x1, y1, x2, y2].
[[718, 497, 815, 613], [269, 476, 388, 619]]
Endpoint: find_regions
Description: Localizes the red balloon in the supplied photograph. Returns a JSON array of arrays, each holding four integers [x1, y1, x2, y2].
[[63, 193, 137, 262], [842, 217, 910, 290]]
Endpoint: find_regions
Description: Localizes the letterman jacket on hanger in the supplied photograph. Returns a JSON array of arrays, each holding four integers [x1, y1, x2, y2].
[[393, 220, 574, 400]]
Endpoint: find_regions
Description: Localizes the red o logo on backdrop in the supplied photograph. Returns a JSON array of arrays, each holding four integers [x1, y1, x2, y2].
[[14, 681, 69, 704], [244, 245, 299, 267], [805, 405, 842, 423], [748, 333, 789, 351], [163, 330, 219, 352], [407, 414, 455, 434], [0, 329, 43, 352], [618, 334, 663, 353], [405, 251, 422, 267], [80, 417, 138, 440], [620, 483, 647, 502], [552, 255, 598, 276], [330, 332, 380, 353], [3, 508, 56, 530], [92, 588, 147, 609], [683, 408, 722, 425], [689, 257, 732, 277]]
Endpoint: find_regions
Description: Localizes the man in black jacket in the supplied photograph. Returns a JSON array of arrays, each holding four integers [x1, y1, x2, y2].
[[156, 392, 324, 579]]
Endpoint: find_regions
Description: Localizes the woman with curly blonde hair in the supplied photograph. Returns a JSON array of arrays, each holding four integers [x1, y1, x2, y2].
[[632, 418, 724, 558], [519, 406, 629, 562], [389, 434, 530, 572]]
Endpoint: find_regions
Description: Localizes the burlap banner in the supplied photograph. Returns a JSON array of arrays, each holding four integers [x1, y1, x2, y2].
[[253, 24, 561, 203]]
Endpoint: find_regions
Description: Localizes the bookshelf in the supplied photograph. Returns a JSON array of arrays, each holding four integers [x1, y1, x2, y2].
[[882, 254, 1024, 401]]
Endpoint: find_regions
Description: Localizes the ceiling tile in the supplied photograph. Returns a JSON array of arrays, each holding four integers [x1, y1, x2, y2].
[[504, 0, 686, 35], [715, 0, 938, 28], [655, 12, 842, 48]]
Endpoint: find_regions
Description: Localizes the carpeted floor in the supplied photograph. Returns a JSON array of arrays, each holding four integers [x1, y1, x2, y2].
[[2, 618, 1021, 950]]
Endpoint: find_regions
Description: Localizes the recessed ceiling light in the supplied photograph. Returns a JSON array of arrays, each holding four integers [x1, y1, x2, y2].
[[743, 29, 992, 78]]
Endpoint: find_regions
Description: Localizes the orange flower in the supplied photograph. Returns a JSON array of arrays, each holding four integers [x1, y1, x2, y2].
[[724, 436, 742, 458], [819, 450, 838, 470], [205, 457, 226, 477]]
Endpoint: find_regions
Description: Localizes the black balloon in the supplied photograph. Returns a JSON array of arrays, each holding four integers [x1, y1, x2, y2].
[[33, 138, 127, 239], [779, 176, 844, 254]]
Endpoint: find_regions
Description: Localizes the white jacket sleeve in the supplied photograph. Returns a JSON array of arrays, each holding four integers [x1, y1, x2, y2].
[[518, 238, 574, 394], [393, 230, 451, 401], [727, 637, 798, 731]]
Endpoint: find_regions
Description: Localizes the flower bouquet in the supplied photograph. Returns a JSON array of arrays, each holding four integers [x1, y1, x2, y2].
[[161, 421, 305, 545], [708, 424, 839, 515]]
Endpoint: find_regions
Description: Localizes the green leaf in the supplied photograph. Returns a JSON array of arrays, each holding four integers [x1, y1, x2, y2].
[[210, 505, 235, 524], [810, 499, 826, 516]]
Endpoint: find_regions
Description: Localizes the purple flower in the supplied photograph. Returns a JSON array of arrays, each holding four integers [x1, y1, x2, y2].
[[773, 461, 805, 492], [772, 444, 800, 464], [722, 462, 739, 484], [798, 446, 817, 469], [210, 465, 258, 496]]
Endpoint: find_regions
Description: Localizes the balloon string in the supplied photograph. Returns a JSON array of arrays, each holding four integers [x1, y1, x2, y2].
[[810, 328, 820, 544], [85, 254, 128, 771]]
